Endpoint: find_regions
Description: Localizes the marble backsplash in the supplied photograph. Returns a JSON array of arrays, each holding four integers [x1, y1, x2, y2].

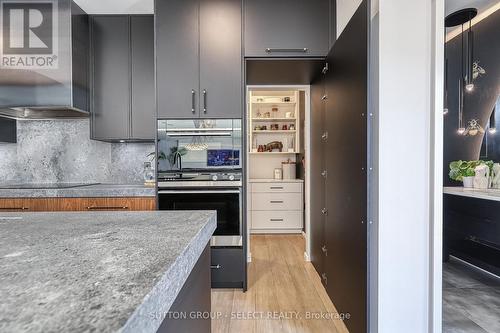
[[0, 119, 155, 184]]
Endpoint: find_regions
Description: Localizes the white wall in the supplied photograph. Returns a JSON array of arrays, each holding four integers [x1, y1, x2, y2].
[[374, 0, 443, 332]]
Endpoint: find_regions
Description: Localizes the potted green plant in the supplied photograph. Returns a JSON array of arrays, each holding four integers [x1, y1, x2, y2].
[[449, 160, 494, 188]]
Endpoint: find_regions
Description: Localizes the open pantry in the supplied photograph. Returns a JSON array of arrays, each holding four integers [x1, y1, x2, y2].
[[246, 87, 307, 234]]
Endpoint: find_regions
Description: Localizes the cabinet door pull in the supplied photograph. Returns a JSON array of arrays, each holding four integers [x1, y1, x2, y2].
[[270, 186, 284, 190], [270, 218, 284, 222], [0, 207, 29, 210], [203, 89, 207, 113], [270, 200, 284, 204], [191, 89, 196, 113], [211, 264, 222, 269], [265, 48, 308, 53], [86, 206, 129, 210]]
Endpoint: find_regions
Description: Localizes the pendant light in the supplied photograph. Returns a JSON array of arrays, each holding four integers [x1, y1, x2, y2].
[[443, 30, 449, 115], [445, 8, 478, 134], [457, 79, 465, 134], [489, 105, 497, 134], [464, 16, 475, 92]]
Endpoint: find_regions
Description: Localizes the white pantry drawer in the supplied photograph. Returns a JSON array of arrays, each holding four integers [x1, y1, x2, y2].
[[251, 210, 303, 229], [251, 192, 303, 211], [251, 182, 302, 193]]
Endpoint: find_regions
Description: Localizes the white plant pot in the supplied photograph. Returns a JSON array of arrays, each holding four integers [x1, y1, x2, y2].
[[462, 176, 474, 188]]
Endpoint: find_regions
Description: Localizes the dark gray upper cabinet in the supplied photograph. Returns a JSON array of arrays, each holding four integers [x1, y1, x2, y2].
[[131, 16, 155, 139], [91, 15, 155, 141], [156, 0, 242, 119], [244, 0, 331, 57], [199, 0, 242, 118], [91, 16, 130, 140], [156, 0, 199, 119]]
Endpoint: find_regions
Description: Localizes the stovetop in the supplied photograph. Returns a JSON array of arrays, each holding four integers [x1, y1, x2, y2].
[[0, 183, 100, 189]]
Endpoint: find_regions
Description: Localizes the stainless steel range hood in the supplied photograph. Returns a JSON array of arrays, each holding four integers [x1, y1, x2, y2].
[[0, 0, 89, 120]]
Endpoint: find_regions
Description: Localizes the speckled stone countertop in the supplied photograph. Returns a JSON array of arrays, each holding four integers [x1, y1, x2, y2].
[[444, 186, 500, 202], [0, 211, 216, 333], [0, 184, 156, 198]]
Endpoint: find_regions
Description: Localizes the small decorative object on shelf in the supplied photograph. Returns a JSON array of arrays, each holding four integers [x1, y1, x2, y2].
[[282, 124, 288, 130], [285, 111, 293, 118], [271, 124, 279, 130], [264, 112, 271, 118], [491, 163, 500, 188], [274, 168, 283, 180], [282, 159, 297, 179], [254, 125, 261, 131], [143, 162, 155, 186], [258, 145, 264, 152], [283, 96, 291, 102], [261, 125, 267, 130], [474, 164, 490, 189], [265, 141, 283, 152], [289, 124, 295, 130], [271, 106, 279, 113]]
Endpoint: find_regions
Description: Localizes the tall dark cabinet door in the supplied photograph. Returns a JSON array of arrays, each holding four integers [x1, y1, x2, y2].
[[310, 74, 326, 276], [244, 0, 330, 57], [156, 0, 199, 119], [199, 0, 242, 118], [324, 2, 368, 333], [131, 16, 155, 140], [91, 16, 130, 140]]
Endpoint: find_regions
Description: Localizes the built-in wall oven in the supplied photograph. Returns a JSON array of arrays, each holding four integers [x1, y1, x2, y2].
[[158, 181, 242, 246], [157, 119, 243, 247]]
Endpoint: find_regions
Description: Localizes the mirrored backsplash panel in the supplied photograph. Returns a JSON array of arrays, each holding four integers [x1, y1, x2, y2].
[[157, 119, 242, 172]]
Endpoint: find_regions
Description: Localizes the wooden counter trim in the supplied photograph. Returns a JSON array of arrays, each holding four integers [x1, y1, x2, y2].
[[0, 197, 156, 212]]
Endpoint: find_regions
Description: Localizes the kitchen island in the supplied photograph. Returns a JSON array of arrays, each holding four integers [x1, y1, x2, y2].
[[444, 187, 500, 276], [0, 211, 216, 333]]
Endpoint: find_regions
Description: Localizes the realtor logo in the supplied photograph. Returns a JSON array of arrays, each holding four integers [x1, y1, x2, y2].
[[0, 0, 58, 68]]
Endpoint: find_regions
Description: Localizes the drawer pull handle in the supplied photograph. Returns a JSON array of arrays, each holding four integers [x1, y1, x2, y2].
[[211, 264, 222, 269], [270, 186, 284, 190], [270, 200, 284, 204], [0, 207, 29, 210], [86, 206, 129, 210], [270, 218, 284, 222], [265, 47, 308, 53]]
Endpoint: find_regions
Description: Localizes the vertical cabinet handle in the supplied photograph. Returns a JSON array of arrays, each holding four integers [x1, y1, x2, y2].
[[203, 89, 207, 113], [191, 89, 196, 113]]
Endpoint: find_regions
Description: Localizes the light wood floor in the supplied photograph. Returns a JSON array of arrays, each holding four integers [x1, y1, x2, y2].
[[212, 234, 349, 333]]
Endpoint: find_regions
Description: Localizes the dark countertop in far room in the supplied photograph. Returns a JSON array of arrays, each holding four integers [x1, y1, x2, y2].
[[0, 210, 216, 333], [0, 184, 156, 198]]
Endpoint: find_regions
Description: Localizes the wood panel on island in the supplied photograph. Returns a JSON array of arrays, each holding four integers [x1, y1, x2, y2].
[[0, 198, 156, 212]]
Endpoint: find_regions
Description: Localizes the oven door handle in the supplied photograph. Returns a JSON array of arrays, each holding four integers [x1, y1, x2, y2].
[[158, 189, 241, 194]]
